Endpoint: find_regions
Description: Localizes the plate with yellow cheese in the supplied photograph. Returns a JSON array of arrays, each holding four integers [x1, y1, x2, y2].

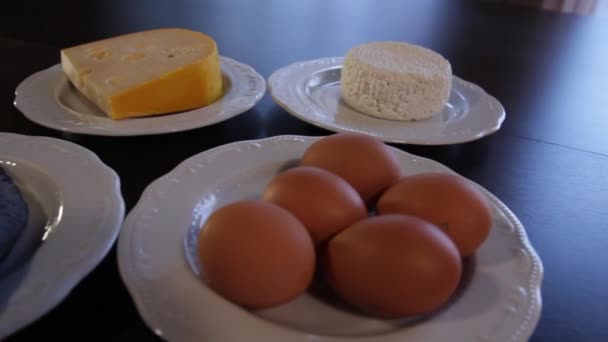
[[14, 28, 266, 136]]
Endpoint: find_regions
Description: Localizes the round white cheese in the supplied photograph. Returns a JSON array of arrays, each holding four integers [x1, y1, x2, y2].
[[341, 41, 452, 121]]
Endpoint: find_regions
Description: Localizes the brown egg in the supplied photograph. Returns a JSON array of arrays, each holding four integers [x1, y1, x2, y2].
[[300, 133, 401, 202], [377, 172, 493, 257], [263, 166, 367, 244], [325, 214, 462, 317], [197, 200, 315, 309]]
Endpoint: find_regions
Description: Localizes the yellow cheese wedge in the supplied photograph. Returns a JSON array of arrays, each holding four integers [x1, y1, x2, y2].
[[60, 28, 222, 120]]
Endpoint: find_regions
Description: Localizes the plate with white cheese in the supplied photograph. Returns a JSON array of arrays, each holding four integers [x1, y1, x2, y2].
[[0, 133, 124, 338], [268, 53, 505, 145], [14, 29, 266, 136]]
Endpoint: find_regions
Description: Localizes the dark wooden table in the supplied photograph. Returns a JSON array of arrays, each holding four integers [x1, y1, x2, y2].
[[1, 0, 607, 341]]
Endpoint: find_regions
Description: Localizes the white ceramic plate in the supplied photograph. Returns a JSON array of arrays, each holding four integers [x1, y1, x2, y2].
[[118, 135, 542, 342], [0, 133, 125, 338], [14, 56, 266, 136], [268, 58, 505, 145]]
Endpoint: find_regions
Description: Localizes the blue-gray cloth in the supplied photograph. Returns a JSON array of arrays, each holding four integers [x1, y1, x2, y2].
[[0, 167, 28, 264]]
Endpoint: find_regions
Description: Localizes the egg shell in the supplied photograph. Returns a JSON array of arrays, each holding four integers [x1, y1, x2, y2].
[[300, 133, 401, 202], [263, 166, 367, 244], [325, 214, 462, 317], [377, 172, 493, 257], [197, 200, 315, 309]]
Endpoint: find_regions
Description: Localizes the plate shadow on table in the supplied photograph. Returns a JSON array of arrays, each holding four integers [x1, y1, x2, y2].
[[395, 137, 493, 175], [264, 104, 341, 138]]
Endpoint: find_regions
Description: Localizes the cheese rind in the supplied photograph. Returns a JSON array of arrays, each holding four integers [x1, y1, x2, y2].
[[341, 41, 452, 121], [60, 28, 222, 120]]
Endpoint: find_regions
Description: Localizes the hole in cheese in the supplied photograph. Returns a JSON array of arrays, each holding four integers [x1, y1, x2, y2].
[[86, 46, 105, 53], [79, 68, 93, 76], [122, 52, 146, 61], [105, 76, 121, 87], [89, 50, 112, 60]]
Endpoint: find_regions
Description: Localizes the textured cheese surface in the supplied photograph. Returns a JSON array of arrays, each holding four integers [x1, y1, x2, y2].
[[341, 41, 452, 121], [61, 28, 222, 120]]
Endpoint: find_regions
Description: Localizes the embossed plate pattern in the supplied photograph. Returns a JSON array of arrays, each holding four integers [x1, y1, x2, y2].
[[0, 133, 125, 338], [14, 57, 265, 136], [268, 58, 506, 145], [118, 135, 542, 342]]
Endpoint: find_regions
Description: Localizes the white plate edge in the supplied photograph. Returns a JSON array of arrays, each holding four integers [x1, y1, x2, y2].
[[0, 133, 126, 338]]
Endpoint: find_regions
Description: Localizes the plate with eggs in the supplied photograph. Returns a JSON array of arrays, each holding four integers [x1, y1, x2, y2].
[[14, 29, 266, 136], [268, 42, 505, 145], [118, 134, 542, 342]]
